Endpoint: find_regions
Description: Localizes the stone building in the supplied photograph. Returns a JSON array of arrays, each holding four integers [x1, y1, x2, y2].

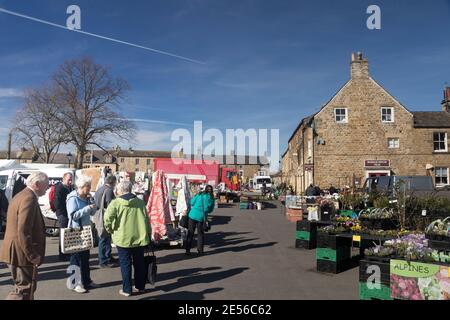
[[116, 150, 172, 172], [282, 53, 450, 194], [0, 149, 36, 164]]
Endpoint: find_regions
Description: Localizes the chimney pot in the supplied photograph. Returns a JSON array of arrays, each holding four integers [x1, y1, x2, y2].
[[350, 52, 369, 79], [442, 86, 450, 112]]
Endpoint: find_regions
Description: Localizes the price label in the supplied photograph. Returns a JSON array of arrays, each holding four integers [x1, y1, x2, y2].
[[353, 235, 361, 242], [324, 211, 329, 215], [422, 210, 427, 217]]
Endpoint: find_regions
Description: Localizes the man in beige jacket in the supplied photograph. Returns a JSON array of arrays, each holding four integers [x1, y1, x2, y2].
[[0, 172, 49, 300]]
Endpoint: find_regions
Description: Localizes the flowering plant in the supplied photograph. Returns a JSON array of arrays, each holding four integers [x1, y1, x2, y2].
[[391, 275, 424, 300], [364, 233, 435, 262], [320, 218, 361, 234]]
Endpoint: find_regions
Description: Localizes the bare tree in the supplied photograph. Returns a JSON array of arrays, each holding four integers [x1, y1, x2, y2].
[[13, 87, 69, 163], [52, 57, 135, 168]]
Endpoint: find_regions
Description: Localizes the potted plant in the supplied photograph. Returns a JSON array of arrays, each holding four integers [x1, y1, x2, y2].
[[425, 218, 450, 242]]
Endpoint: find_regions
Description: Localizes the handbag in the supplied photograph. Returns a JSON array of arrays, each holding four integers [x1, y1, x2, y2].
[[202, 196, 211, 232], [179, 214, 189, 229], [144, 243, 157, 286], [60, 225, 94, 254]]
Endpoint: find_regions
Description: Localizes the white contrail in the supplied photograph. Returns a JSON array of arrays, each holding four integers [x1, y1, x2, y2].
[[121, 118, 192, 127], [0, 7, 205, 65]]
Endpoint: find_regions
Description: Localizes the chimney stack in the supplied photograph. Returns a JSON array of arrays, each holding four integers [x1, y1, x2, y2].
[[442, 86, 450, 112], [350, 52, 369, 79]]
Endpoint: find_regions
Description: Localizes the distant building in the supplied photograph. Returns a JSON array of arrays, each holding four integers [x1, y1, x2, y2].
[[0, 149, 37, 164], [0, 148, 270, 184]]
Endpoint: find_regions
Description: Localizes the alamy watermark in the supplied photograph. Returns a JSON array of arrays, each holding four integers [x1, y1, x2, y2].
[[170, 121, 279, 170], [66, 5, 81, 30], [367, 5, 381, 30], [66, 265, 82, 289]]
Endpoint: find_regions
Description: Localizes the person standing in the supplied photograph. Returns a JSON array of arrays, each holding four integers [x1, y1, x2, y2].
[[66, 175, 99, 294], [94, 175, 118, 268], [305, 184, 315, 197], [0, 188, 8, 231], [262, 181, 267, 196], [104, 181, 151, 297], [185, 185, 215, 256], [0, 172, 49, 300], [54, 172, 73, 261]]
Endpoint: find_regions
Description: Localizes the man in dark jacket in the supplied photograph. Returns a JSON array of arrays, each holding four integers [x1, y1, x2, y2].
[[54, 172, 73, 261], [94, 175, 118, 268]]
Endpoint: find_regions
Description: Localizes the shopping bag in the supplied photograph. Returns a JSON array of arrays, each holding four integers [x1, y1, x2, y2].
[[60, 225, 94, 254], [144, 244, 157, 286]]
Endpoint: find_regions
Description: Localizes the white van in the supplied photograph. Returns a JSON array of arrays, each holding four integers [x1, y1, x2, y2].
[[252, 176, 272, 191], [0, 167, 75, 236]]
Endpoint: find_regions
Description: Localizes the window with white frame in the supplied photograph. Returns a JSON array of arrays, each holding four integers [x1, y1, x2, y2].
[[334, 108, 348, 123], [388, 138, 400, 149], [433, 132, 448, 152], [381, 107, 394, 123], [435, 167, 449, 186]]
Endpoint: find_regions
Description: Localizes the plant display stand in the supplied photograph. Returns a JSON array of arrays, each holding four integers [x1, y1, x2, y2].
[[426, 234, 450, 252]]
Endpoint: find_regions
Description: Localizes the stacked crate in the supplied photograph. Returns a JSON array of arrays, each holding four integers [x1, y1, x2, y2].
[[359, 258, 392, 300], [316, 232, 358, 274], [239, 196, 249, 210], [295, 221, 333, 250]]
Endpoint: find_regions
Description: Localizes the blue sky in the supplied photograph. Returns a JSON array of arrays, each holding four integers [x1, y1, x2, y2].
[[0, 0, 449, 170]]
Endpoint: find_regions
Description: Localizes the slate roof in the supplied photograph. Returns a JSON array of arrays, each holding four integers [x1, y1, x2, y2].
[[413, 112, 450, 128]]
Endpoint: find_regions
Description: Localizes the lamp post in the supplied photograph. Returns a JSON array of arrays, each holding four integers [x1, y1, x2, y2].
[[67, 152, 73, 168]]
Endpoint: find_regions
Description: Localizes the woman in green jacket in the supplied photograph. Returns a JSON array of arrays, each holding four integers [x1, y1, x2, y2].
[[185, 185, 215, 256], [104, 181, 151, 297]]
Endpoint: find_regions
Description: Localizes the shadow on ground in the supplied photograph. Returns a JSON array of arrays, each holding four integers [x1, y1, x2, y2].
[[99, 266, 225, 291], [262, 201, 278, 209], [211, 215, 232, 226], [140, 287, 223, 300], [159, 235, 277, 265]]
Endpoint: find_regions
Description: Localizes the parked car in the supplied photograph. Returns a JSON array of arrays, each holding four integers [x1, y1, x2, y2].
[[363, 175, 450, 199]]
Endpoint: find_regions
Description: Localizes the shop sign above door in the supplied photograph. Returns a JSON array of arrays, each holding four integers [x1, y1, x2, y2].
[[365, 160, 390, 168]]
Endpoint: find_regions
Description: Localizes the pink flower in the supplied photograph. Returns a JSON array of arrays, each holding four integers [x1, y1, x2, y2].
[[411, 293, 423, 300]]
